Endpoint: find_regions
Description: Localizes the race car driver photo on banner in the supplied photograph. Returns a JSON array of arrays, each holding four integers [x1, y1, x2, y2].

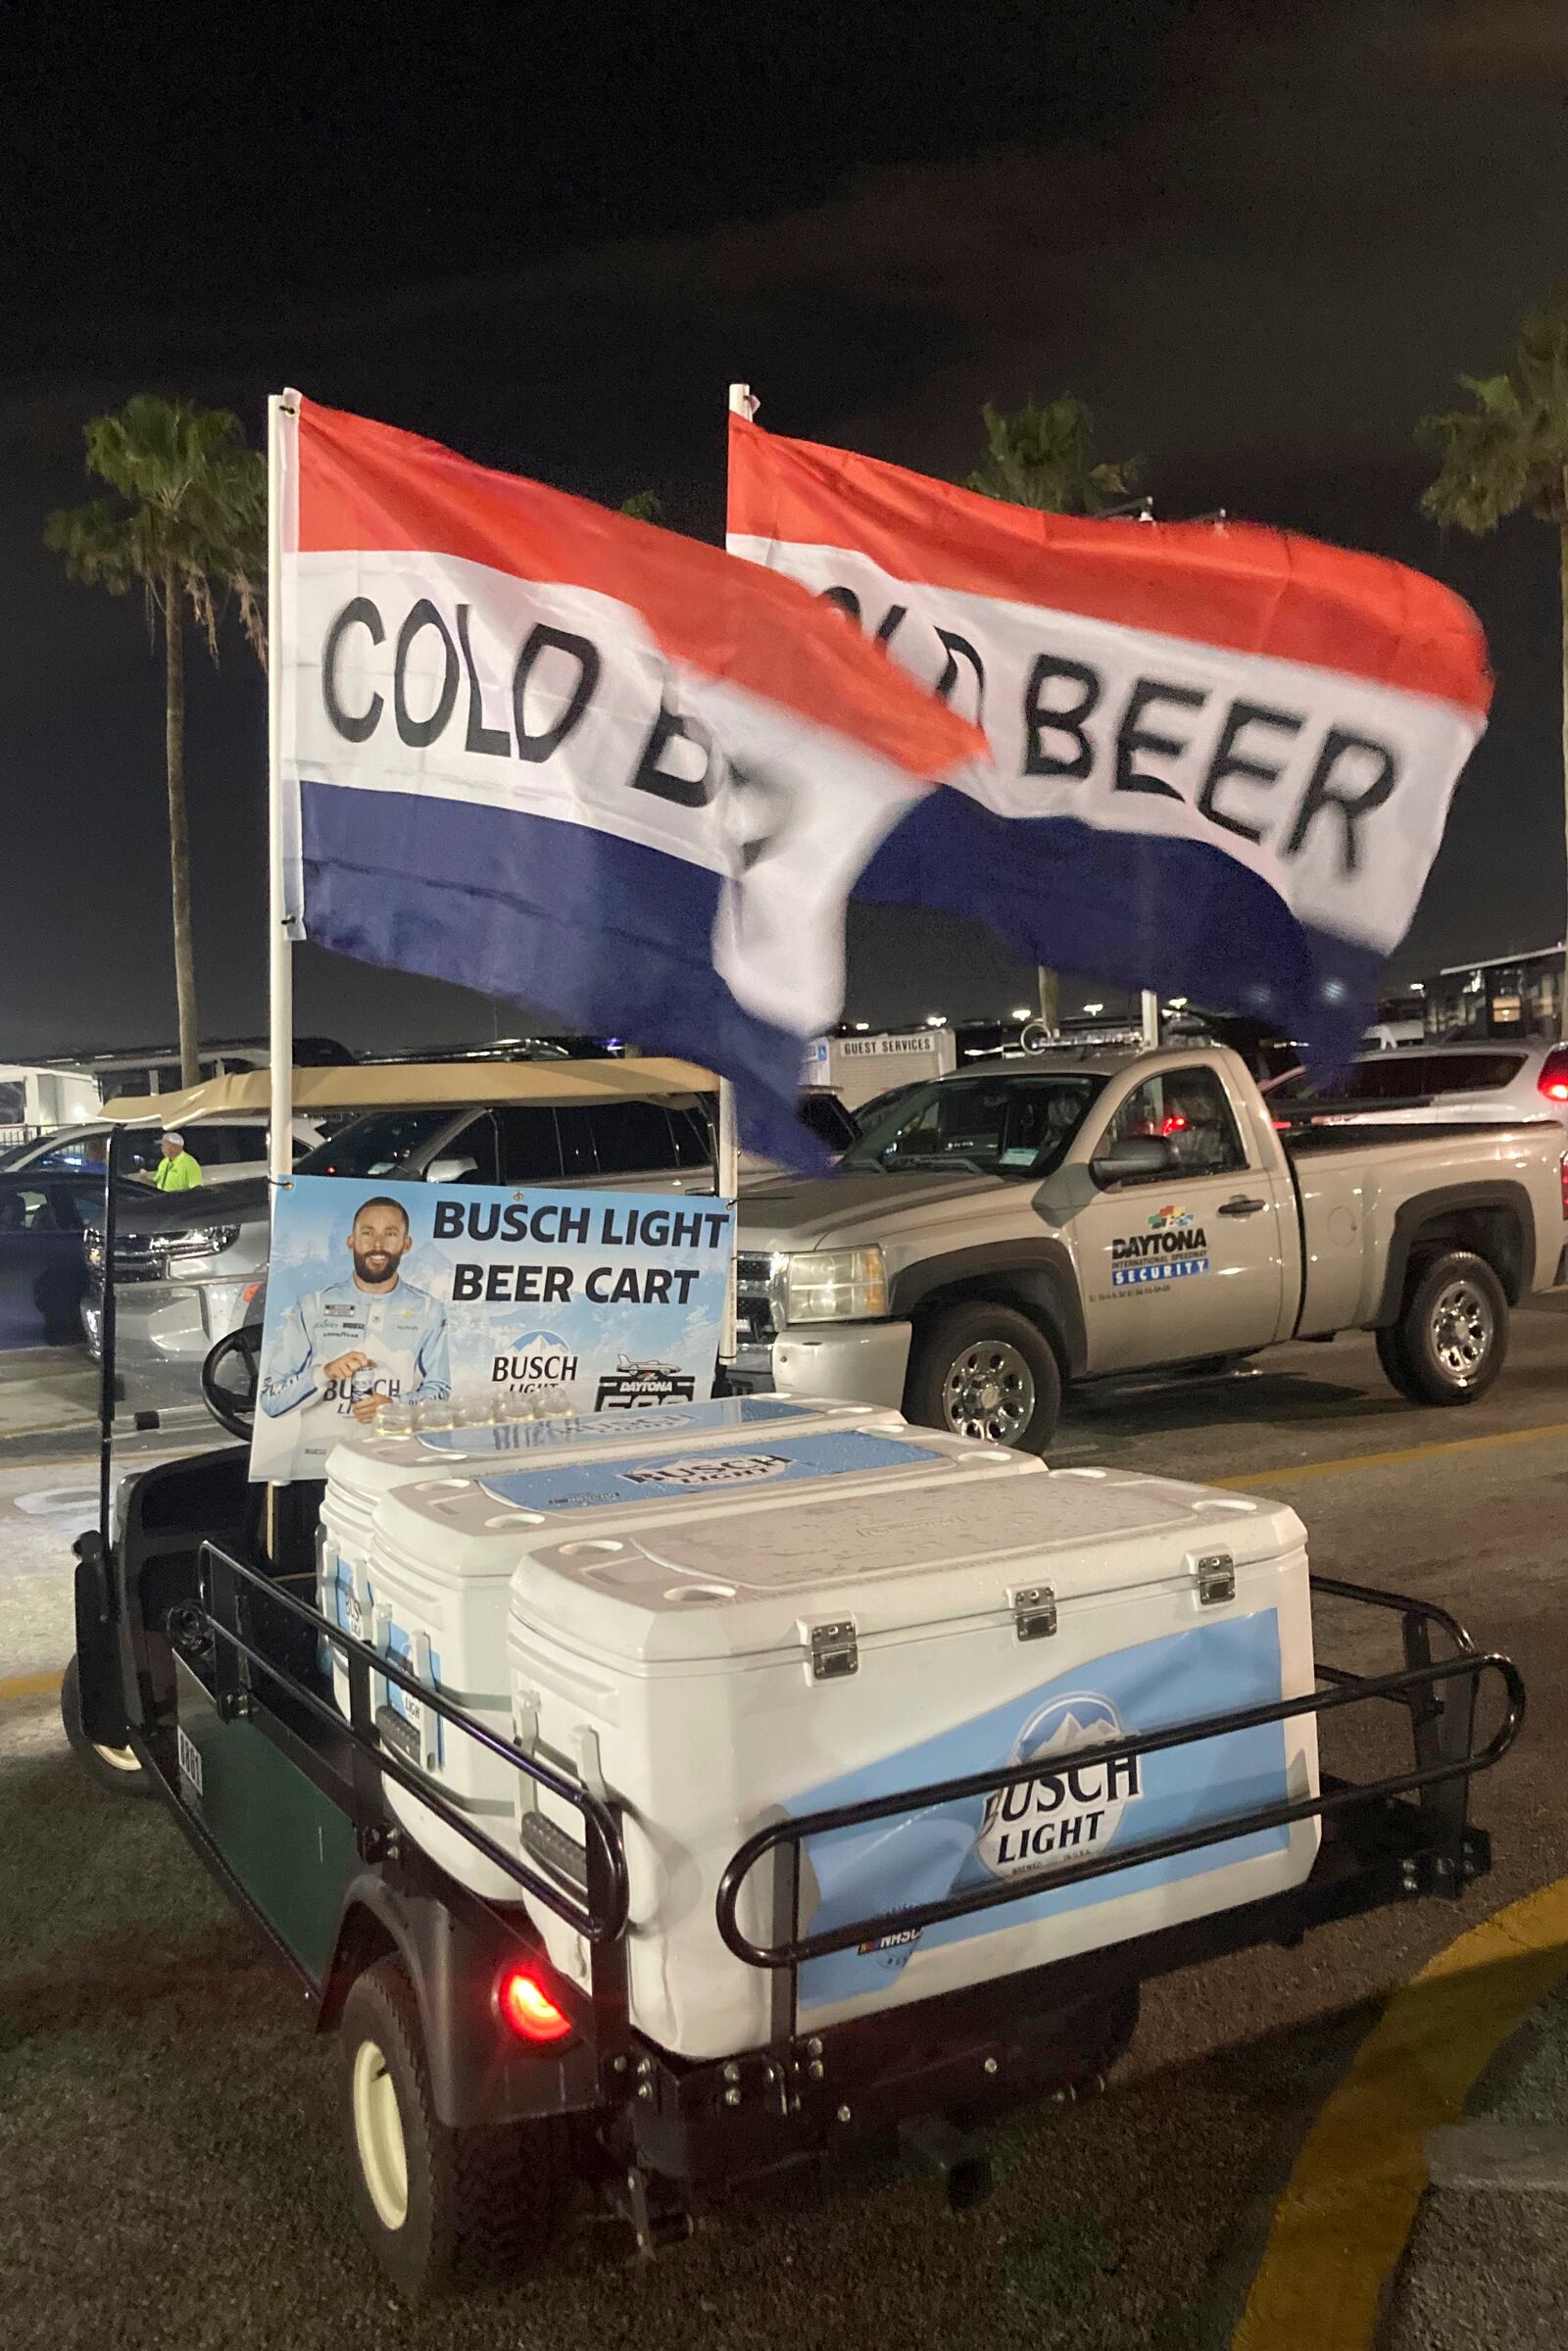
[[249, 1174, 734, 1482]]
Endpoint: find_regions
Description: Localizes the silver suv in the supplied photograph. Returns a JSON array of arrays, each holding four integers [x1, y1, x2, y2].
[[1263, 1040, 1568, 1134]]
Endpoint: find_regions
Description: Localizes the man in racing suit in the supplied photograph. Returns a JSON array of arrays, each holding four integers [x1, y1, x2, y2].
[[260, 1196, 450, 1439]]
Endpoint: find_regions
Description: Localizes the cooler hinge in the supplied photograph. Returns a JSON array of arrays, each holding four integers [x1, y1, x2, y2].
[[1197, 1553, 1236, 1607], [809, 1620, 858, 1681], [1012, 1585, 1058, 1641]]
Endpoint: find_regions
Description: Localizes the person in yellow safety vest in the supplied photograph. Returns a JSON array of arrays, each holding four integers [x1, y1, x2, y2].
[[153, 1131, 204, 1191]]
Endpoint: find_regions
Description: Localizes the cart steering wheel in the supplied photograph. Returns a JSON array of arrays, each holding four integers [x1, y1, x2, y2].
[[201, 1324, 263, 1442]]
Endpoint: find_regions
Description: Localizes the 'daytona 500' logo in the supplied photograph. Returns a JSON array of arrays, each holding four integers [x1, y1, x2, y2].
[[973, 1692, 1141, 1875]]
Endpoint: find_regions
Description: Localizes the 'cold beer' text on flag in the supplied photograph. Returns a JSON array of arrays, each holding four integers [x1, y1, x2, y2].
[[275, 398, 988, 1163], [727, 414, 1493, 1066]]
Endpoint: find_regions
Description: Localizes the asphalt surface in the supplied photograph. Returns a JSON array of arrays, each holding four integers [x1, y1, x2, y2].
[[3, 1307, 1567, 2350]]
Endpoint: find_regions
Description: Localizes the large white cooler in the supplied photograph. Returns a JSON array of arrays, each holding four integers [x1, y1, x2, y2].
[[366, 1425, 1043, 1894], [318, 1396, 908, 1708], [504, 1464, 1319, 2059]]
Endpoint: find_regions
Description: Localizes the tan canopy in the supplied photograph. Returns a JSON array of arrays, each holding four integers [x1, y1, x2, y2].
[[101, 1056, 717, 1125]]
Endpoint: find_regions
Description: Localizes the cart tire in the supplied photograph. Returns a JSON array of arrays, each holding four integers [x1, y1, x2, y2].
[[906, 1302, 1062, 1451], [60, 1654, 154, 1797], [1377, 1249, 1508, 1408], [340, 1954, 569, 2301]]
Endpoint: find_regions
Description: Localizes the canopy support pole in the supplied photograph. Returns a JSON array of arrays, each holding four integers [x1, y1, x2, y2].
[[267, 392, 296, 1193], [717, 381, 758, 1368]]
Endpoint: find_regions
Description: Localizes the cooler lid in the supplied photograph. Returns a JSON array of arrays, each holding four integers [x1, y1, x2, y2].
[[510, 1465, 1303, 1665], [473, 1426, 955, 1513]]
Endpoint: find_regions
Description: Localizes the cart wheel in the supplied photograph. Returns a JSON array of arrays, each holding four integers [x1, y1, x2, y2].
[[60, 1654, 154, 1798], [340, 1954, 569, 2300]]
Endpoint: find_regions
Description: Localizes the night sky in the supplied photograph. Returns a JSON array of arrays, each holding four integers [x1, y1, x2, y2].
[[3, 0, 1567, 1058]]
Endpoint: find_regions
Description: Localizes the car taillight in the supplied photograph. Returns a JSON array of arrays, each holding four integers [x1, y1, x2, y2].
[[497, 1965, 573, 2045], [1539, 1046, 1568, 1103]]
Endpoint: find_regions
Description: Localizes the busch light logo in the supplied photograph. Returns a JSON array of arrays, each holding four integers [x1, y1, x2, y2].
[[973, 1692, 1141, 1877], [621, 1451, 791, 1490], [491, 1330, 580, 1389]]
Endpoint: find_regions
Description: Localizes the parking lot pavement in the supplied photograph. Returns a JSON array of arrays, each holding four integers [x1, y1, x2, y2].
[[0, 1345, 97, 1445], [2, 1309, 1566, 2351], [1385, 1976, 1568, 2350]]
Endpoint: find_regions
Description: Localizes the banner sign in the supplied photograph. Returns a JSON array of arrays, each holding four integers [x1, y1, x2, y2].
[[249, 1175, 733, 1483], [274, 395, 987, 1166], [727, 413, 1493, 1069], [789, 1613, 1289, 2010]]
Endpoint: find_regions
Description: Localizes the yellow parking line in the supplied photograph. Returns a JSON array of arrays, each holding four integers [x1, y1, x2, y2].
[[1215, 1417, 1568, 1491], [0, 1668, 64, 1704], [1231, 1877, 1568, 2350]]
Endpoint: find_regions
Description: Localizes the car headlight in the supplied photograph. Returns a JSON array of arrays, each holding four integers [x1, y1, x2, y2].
[[149, 1224, 240, 1262], [781, 1246, 888, 1324]]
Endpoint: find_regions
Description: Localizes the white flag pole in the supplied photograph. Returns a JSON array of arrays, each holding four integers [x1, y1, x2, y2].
[[717, 383, 758, 1367], [266, 392, 296, 1194]]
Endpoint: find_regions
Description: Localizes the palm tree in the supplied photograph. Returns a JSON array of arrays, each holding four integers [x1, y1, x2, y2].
[[967, 395, 1141, 517], [968, 398, 1143, 1025], [46, 396, 267, 1087], [1420, 311, 1568, 1038]]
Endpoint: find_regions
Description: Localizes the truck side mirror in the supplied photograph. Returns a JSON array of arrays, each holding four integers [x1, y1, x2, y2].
[[1090, 1134, 1179, 1186]]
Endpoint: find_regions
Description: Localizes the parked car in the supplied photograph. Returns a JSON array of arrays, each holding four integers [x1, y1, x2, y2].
[[1263, 1040, 1568, 1134], [85, 1085, 720, 1374], [0, 1117, 320, 1183], [0, 1167, 144, 1348]]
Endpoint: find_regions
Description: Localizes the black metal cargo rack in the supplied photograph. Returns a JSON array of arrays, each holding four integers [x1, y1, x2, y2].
[[714, 1575, 1523, 2060], [164, 1536, 1523, 2157]]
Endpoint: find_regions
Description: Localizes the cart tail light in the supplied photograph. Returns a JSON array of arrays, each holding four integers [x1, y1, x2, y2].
[[498, 1964, 574, 2045], [1539, 1046, 1568, 1102]]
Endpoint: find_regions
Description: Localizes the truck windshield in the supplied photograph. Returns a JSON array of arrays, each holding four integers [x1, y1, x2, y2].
[[295, 1109, 458, 1178], [843, 1073, 1103, 1179]]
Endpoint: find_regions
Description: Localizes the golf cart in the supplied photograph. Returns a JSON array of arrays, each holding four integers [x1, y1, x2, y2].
[[65, 1061, 1526, 2301]]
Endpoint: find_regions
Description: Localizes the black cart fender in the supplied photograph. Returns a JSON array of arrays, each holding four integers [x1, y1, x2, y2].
[[318, 1869, 604, 2131], [72, 1530, 131, 1752]]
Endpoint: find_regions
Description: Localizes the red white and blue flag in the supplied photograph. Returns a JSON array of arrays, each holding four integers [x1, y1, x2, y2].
[[275, 398, 988, 1164], [727, 413, 1493, 1065]]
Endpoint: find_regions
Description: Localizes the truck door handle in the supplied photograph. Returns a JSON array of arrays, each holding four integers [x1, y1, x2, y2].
[[1218, 1195, 1267, 1216]]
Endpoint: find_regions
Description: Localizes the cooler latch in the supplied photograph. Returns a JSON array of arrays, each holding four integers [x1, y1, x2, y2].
[[1012, 1585, 1058, 1641], [1197, 1553, 1236, 1607], [809, 1620, 858, 1681]]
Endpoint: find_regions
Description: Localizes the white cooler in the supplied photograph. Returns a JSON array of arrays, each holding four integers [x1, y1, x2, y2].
[[503, 1465, 1319, 2059], [366, 1425, 1042, 1895], [318, 1395, 907, 1711]]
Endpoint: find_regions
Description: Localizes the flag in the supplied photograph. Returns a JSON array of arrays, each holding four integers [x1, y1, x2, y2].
[[727, 414, 1493, 1067], [275, 397, 988, 1165]]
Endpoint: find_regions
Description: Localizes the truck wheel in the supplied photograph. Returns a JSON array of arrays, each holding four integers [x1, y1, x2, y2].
[[340, 1954, 569, 2300], [906, 1303, 1062, 1451], [1377, 1250, 1508, 1407], [60, 1654, 154, 1798]]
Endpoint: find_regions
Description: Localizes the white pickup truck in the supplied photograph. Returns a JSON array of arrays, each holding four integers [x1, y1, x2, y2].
[[734, 1043, 1568, 1449]]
